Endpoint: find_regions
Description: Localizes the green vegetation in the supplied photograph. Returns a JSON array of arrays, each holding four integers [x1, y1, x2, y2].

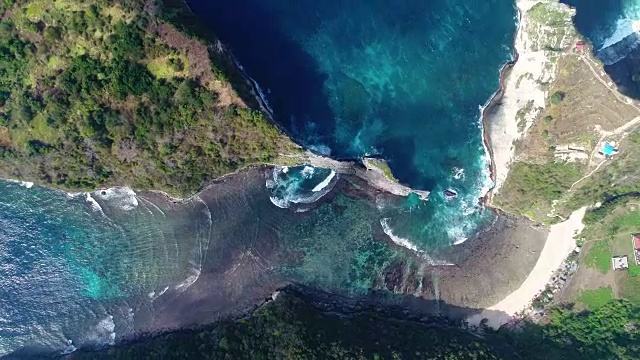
[[558, 128, 640, 217], [585, 239, 613, 274], [495, 161, 583, 222], [0, 0, 295, 195], [526, 3, 576, 52], [571, 202, 640, 308], [363, 157, 398, 183], [550, 90, 566, 105], [67, 292, 640, 360], [578, 287, 614, 309]]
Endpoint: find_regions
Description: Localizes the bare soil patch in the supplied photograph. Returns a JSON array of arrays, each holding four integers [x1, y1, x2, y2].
[[518, 55, 639, 163], [150, 23, 245, 108]]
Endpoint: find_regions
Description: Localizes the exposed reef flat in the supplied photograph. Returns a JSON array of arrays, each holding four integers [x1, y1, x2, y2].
[[123, 167, 547, 335], [284, 151, 430, 200]]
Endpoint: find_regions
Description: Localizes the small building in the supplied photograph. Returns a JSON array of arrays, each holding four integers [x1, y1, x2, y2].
[[612, 255, 629, 270], [575, 41, 585, 52], [599, 141, 618, 157], [633, 234, 640, 265]]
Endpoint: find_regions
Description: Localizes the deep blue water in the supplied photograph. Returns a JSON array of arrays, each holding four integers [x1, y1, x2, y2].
[[562, 0, 640, 98], [187, 0, 516, 246], [0, 0, 524, 356], [188, 0, 516, 191]]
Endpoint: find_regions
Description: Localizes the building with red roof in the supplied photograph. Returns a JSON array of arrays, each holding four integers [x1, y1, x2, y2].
[[633, 234, 640, 265], [575, 41, 585, 53]]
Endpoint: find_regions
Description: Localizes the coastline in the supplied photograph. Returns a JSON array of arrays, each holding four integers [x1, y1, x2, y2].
[[472, 0, 588, 327], [480, 22, 519, 205], [467, 207, 586, 328], [0, 0, 591, 346], [482, 0, 574, 200]]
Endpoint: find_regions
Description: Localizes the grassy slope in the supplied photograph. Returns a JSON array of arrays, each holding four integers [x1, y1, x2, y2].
[[583, 204, 640, 302], [0, 0, 297, 196], [495, 3, 640, 223]]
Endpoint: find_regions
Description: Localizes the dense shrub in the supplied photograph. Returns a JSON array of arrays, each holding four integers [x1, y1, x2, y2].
[[550, 91, 565, 105]]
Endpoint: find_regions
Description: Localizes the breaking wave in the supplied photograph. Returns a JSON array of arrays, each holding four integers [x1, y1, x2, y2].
[[578, 1, 640, 65], [266, 165, 337, 209], [94, 187, 139, 211], [6, 179, 34, 188], [380, 218, 453, 266]]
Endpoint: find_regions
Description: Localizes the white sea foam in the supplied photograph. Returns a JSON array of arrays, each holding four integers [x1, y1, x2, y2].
[[311, 170, 336, 192], [600, 18, 638, 51], [139, 197, 166, 217], [453, 237, 467, 245], [269, 188, 332, 209], [157, 286, 169, 297], [380, 218, 420, 252], [174, 268, 200, 292], [230, 52, 274, 115], [85, 193, 104, 214], [380, 219, 454, 266], [148, 285, 170, 300], [252, 80, 274, 115], [452, 167, 465, 180], [301, 166, 315, 179], [66, 191, 83, 199], [95, 187, 138, 211], [308, 144, 332, 156], [269, 196, 290, 209], [61, 340, 77, 355], [267, 166, 336, 209], [6, 179, 34, 188], [447, 225, 469, 245], [93, 315, 116, 346]]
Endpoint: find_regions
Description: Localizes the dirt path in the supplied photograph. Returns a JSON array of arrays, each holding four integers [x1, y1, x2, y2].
[[580, 55, 640, 114], [569, 159, 606, 191], [569, 113, 640, 191]]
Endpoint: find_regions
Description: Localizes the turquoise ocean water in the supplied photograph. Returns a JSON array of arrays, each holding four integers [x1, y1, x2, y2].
[[0, 0, 533, 356], [186, 0, 516, 246], [0, 170, 438, 356]]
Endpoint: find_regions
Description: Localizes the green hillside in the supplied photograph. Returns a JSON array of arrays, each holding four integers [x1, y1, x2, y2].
[[67, 291, 640, 360], [0, 0, 296, 196]]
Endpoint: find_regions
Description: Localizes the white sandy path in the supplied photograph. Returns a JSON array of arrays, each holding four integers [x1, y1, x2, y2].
[[490, 0, 565, 194], [467, 207, 587, 328]]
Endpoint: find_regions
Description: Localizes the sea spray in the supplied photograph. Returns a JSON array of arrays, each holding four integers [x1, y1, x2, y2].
[[0, 180, 217, 356], [94, 187, 138, 211], [267, 165, 337, 209], [380, 219, 453, 266]]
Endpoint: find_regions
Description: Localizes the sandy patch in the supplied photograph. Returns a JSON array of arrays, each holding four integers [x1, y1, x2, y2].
[[468, 207, 586, 328], [488, 0, 575, 194]]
